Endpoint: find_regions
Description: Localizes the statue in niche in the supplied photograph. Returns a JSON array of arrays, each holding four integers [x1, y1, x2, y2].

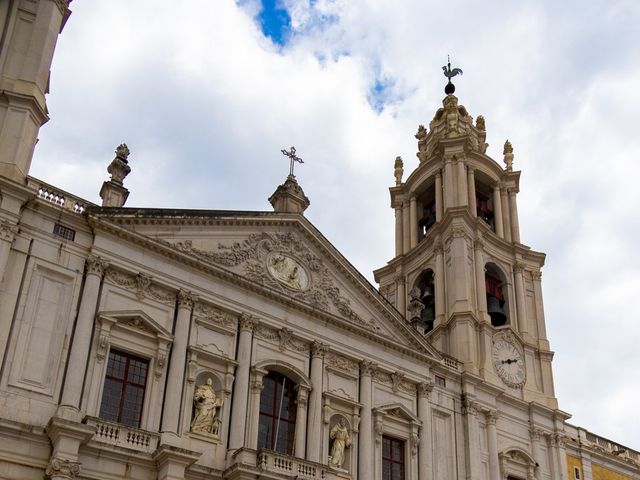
[[190, 378, 223, 435], [328, 418, 352, 469]]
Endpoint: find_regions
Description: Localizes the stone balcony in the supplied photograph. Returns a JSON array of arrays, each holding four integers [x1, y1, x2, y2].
[[231, 448, 350, 480], [84, 416, 159, 454]]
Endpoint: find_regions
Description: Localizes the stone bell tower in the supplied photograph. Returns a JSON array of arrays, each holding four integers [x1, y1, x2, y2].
[[374, 76, 557, 408], [0, 0, 71, 183]]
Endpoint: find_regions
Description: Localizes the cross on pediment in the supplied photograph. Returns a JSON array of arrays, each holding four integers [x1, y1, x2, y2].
[[281, 146, 304, 177]]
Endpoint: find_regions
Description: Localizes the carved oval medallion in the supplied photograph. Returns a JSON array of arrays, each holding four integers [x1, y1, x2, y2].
[[266, 253, 310, 291]]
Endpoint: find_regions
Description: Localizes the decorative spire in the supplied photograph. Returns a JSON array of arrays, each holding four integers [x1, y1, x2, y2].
[[394, 156, 404, 186], [442, 55, 463, 95], [503, 140, 514, 171], [270, 147, 310, 214]]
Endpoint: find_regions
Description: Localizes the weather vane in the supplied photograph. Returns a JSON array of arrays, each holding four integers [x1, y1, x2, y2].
[[442, 55, 463, 95], [281, 146, 304, 177]]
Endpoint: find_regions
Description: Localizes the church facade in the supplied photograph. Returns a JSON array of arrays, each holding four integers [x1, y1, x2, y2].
[[0, 2, 638, 480]]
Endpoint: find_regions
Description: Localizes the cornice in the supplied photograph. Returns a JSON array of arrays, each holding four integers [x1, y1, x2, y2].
[[86, 215, 441, 364]]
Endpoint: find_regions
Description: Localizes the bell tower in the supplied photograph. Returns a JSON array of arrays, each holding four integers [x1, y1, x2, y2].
[[0, 0, 71, 183], [374, 72, 557, 408]]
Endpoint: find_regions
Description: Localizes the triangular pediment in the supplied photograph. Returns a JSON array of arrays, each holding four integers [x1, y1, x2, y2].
[[97, 310, 173, 340], [373, 403, 421, 425], [88, 208, 442, 362]]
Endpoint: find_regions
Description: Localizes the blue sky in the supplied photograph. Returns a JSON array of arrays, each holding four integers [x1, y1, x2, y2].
[[33, 0, 640, 449]]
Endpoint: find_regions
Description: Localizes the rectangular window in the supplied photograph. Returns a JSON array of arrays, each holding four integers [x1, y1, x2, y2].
[[258, 371, 297, 454], [99, 350, 148, 428], [53, 223, 76, 241], [435, 375, 446, 388], [382, 436, 405, 480], [574, 467, 581, 479]]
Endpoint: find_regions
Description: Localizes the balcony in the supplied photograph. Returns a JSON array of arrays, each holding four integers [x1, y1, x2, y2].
[[85, 416, 159, 454]]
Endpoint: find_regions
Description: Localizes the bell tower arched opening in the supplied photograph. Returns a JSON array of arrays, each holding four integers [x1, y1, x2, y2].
[[474, 174, 495, 230], [485, 263, 509, 327], [413, 270, 435, 332], [416, 182, 436, 241]]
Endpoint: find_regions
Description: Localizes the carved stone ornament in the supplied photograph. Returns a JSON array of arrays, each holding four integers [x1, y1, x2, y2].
[[461, 395, 479, 416], [266, 252, 310, 290], [410, 432, 420, 456], [178, 289, 196, 310], [190, 378, 224, 436], [407, 287, 425, 325], [167, 232, 379, 332], [239, 313, 257, 332], [86, 254, 109, 277], [107, 144, 131, 185], [360, 360, 377, 377], [45, 457, 81, 480], [0, 219, 18, 242], [326, 354, 358, 375], [193, 303, 236, 329], [394, 156, 404, 185], [485, 409, 499, 425], [417, 381, 434, 398], [105, 269, 175, 305], [503, 140, 514, 172]]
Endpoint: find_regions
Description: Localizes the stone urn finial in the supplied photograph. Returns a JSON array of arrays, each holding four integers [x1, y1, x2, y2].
[[503, 140, 514, 172], [394, 156, 404, 186], [100, 143, 131, 207]]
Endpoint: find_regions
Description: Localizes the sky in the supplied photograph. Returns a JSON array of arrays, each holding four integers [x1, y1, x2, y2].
[[31, 0, 640, 449]]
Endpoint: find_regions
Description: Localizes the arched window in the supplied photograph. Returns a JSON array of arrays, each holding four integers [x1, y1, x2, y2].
[[474, 176, 495, 230], [258, 371, 297, 454], [414, 270, 435, 333], [417, 182, 436, 240], [485, 265, 509, 327]]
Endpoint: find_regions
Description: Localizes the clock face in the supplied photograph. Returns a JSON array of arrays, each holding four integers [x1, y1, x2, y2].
[[492, 338, 526, 388]]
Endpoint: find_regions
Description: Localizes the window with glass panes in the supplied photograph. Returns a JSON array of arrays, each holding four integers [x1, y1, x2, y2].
[[382, 435, 405, 480], [99, 350, 148, 428], [257, 371, 297, 454]]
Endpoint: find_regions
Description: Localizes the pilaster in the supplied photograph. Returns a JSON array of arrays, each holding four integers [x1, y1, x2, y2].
[[307, 341, 328, 462], [358, 361, 376, 480], [228, 313, 255, 452]]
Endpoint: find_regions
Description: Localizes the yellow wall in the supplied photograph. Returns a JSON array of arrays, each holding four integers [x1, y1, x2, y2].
[[592, 464, 634, 480], [567, 455, 583, 480]]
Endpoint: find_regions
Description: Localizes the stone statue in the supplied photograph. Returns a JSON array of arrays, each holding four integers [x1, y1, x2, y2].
[[190, 378, 223, 435], [328, 418, 352, 469]]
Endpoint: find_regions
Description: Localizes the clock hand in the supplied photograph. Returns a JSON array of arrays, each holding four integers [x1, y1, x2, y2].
[[501, 358, 518, 365]]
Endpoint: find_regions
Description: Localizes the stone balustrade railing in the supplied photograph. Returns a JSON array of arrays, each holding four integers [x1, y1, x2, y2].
[[257, 450, 330, 479], [85, 416, 159, 453], [27, 177, 94, 214], [577, 427, 639, 465]]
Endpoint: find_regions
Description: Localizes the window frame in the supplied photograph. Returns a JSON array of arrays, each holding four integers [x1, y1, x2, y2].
[[99, 348, 149, 428], [382, 435, 406, 480], [257, 370, 297, 455]]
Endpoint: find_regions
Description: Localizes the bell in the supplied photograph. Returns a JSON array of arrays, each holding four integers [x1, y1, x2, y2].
[[422, 285, 434, 298], [487, 295, 507, 326]]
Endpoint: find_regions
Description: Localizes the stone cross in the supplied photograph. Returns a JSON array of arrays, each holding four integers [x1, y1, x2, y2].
[[281, 146, 304, 177]]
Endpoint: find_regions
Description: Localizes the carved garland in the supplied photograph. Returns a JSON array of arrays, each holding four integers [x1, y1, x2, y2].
[[254, 325, 309, 353], [167, 232, 380, 332], [105, 268, 175, 305], [193, 302, 237, 330]]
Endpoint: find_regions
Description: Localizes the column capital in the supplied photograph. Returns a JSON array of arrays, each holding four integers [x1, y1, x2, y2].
[[485, 409, 499, 425], [0, 219, 18, 242], [433, 240, 444, 255], [177, 289, 196, 309], [474, 238, 484, 250], [513, 262, 526, 274], [86, 254, 108, 277], [435, 169, 442, 179], [530, 427, 545, 441], [461, 395, 479, 416], [296, 384, 310, 404], [417, 381, 435, 399], [467, 165, 475, 174], [532, 270, 542, 281], [239, 313, 257, 332], [310, 341, 328, 358], [359, 360, 377, 377], [45, 457, 81, 480]]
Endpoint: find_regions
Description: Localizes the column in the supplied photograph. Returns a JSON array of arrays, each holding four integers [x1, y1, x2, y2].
[[492, 185, 504, 238], [0, 219, 18, 278], [295, 386, 309, 458], [395, 204, 404, 256], [509, 189, 521, 243], [530, 428, 543, 480], [462, 397, 481, 479], [417, 382, 434, 480], [456, 157, 468, 206], [435, 171, 443, 222], [443, 157, 454, 210], [532, 272, 548, 344], [474, 239, 487, 320], [467, 167, 477, 217], [59, 254, 108, 418], [555, 434, 569, 480], [396, 274, 406, 317], [307, 342, 327, 462], [501, 187, 512, 242], [513, 263, 527, 335], [434, 243, 445, 328], [358, 361, 375, 480], [402, 200, 411, 254], [247, 369, 265, 449], [228, 314, 255, 451], [162, 290, 195, 435], [486, 410, 500, 480], [410, 195, 418, 249]]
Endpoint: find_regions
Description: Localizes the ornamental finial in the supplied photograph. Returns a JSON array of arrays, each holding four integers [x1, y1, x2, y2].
[[281, 146, 304, 178], [503, 140, 514, 171], [442, 55, 463, 95]]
